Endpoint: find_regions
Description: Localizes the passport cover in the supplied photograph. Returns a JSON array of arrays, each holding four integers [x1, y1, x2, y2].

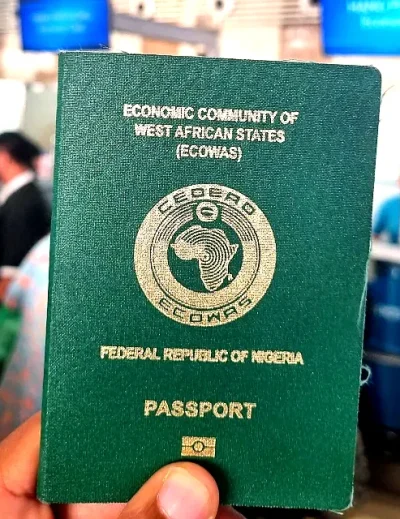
[[38, 52, 381, 510]]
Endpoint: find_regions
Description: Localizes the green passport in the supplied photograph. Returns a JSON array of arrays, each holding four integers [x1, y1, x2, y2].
[[38, 53, 381, 510]]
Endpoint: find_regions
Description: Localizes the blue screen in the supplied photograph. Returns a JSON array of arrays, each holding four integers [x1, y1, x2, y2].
[[322, 0, 400, 55], [20, 0, 109, 51]]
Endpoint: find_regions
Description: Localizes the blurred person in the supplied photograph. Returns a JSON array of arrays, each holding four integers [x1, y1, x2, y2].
[[0, 235, 49, 440], [373, 176, 400, 243], [0, 132, 50, 302]]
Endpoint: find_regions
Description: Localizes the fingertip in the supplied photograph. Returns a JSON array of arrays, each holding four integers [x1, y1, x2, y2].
[[0, 413, 42, 497], [167, 462, 220, 507], [157, 464, 218, 519], [157, 463, 219, 519], [119, 461, 220, 519]]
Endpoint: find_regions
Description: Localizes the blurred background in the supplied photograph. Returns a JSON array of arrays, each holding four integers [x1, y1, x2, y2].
[[0, 1, 400, 518]]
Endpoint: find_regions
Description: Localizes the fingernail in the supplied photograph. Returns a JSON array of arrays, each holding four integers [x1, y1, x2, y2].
[[224, 507, 247, 518], [217, 507, 247, 519], [158, 467, 210, 519]]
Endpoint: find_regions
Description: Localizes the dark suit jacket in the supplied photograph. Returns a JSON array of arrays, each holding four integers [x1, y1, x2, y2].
[[0, 182, 50, 271]]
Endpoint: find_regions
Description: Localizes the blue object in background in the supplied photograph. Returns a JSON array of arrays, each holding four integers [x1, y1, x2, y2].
[[366, 265, 400, 356], [373, 195, 400, 244], [19, 0, 109, 51], [365, 351, 400, 430], [322, 0, 400, 55]]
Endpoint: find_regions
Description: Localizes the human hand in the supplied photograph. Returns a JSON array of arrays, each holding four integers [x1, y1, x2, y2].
[[0, 413, 244, 519]]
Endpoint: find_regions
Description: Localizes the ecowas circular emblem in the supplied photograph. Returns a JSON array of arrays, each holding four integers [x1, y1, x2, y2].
[[134, 184, 276, 327]]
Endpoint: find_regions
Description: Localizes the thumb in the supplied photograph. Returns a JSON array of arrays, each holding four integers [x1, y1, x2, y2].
[[118, 462, 220, 519]]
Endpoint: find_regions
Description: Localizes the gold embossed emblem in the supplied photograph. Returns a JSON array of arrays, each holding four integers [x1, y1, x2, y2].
[[134, 184, 276, 327], [181, 436, 216, 458]]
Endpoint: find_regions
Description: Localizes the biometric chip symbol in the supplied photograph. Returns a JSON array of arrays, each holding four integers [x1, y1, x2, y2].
[[171, 225, 238, 292]]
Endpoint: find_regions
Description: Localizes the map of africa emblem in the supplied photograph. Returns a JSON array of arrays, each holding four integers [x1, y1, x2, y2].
[[134, 184, 276, 326]]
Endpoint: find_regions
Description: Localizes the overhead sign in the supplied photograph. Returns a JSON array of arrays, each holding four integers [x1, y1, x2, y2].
[[322, 0, 400, 55], [20, 0, 110, 51]]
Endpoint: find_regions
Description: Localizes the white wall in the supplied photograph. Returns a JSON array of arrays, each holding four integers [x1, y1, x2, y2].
[[0, 79, 26, 133], [333, 56, 400, 213], [219, 26, 280, 61]]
